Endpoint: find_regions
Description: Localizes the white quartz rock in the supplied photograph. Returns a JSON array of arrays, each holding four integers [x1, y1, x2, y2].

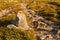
[[7, 24, 16, 29]]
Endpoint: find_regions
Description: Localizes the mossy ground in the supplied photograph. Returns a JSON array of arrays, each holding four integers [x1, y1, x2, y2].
[[0, 27, 35, 40]]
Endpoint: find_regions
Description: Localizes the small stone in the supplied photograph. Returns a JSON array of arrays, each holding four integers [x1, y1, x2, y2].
[[7, 24, 16, 29]]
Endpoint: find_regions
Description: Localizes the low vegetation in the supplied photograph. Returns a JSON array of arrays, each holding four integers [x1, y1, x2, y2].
[[0, 27, 35, 40]]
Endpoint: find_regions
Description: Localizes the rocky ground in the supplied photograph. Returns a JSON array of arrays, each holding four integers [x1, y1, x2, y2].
[[27, 10, 60, 40]]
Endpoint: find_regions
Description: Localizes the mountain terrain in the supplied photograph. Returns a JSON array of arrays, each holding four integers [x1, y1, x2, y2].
[[0, 0, 60, 40]]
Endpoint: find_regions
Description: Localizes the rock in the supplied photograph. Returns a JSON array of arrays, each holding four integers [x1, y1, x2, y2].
[[36, 35, 41, 40], [11, 17, 19, 26], [40, 35, 47, 40], [32, 21, 38, 29], [7, 24, 16, 29], [0, 7, 12, 18], [50, 28, 58, 39]]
